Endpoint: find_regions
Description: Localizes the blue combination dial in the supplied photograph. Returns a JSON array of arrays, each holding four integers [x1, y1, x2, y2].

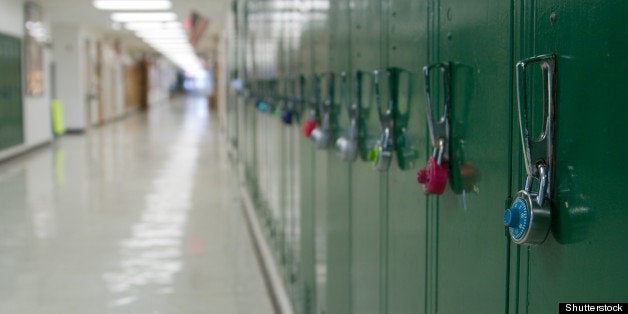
[[256, 101, 267, 112], [281, 110, 293, 124], [504, 198, 530, 240]]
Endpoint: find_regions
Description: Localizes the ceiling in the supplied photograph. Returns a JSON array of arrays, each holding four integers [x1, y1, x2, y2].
[[33, 0, 231, 56]]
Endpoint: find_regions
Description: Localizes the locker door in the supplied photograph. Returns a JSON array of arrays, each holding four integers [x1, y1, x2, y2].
[[283, 6, 305, 306], [510, 1, 628, 312], [383, 1, 429, 313], [348, 1, 386, 313], [325, 0, 352, 313], [427, 0, 512, 313], [309, 2, 332, 313], [296, 2, 317, 311]]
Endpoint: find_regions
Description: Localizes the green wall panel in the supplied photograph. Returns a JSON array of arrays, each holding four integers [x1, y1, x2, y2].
[[0, 33, 24, 150]]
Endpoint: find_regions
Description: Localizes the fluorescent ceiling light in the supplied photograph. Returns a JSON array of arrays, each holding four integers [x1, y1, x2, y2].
[[144, 38, 189, 45], [161, 48, 189, 53], [124, 21, 181, 30], [153, 45, 193, 52], [94, 0, 171, 11], [136, 29, 186, 37], [111, 12, 177, 22], [151, 43, 191, 48]]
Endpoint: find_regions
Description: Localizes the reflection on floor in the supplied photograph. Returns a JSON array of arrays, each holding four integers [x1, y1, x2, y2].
[[0, 96, 274, 314]]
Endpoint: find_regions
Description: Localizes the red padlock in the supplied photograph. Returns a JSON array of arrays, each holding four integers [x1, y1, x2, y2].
[[417, 156, 448, 194], [302, 117, 317, 138]]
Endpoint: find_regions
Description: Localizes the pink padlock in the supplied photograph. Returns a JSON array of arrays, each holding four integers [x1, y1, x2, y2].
[[417, 156, 448, 194], [302, 117, 317, 138]]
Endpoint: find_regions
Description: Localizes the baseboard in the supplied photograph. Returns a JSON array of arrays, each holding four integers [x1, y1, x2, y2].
[[0, 140, 53, 163], [240, 185, 294, 314], [65, 128, 86, 134]]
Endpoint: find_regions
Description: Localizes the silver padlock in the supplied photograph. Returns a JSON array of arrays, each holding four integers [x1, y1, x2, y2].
[[505, 165, 552, 244]]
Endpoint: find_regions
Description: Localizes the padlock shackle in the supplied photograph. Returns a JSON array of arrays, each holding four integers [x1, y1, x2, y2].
[[433, 138, 445, 166]]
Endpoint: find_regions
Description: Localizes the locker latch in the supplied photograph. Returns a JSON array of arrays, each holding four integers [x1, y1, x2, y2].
[[302, 74, 320, 138], [284, 74, 306, 125], [393, 69, 418, 170], [504, 54, 556, 245], [336, 71, 361, 162], [256, 79, 276, 114], [280, 76, 294, 125], [368, 69, 396, 171], [311, 73, 335, 149], [417, 62, 452, 194]]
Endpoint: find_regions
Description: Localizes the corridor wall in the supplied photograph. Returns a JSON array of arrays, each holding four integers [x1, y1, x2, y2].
[[51, 24, 88, 131], [226, 1, 628, 313], [0, 0, 53, 161]]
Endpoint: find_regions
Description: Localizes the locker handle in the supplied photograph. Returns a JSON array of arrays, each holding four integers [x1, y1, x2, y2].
[[393, 69, 418, 170], [516, 54, 556, 190], [302, 74, 320, 138], [309, 73, 322, 115], [417, 62, 452, 194], [290, 74, 306, 123], [297, 74, 306, 107], [336, 70, 363, 162], [505, 54, 557, 245], [369, 68, 398, 171], [311, 72, 335, 149], [423, 62, 452, 155], [350, 70, 362, 118], [374, 69, 395, 130], [280, 77, 293, 124]]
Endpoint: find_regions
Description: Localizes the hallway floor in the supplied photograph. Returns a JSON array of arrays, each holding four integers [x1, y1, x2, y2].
[[0, 96, 274, 313]]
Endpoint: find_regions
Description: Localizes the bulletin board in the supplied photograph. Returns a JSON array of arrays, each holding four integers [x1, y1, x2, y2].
[[24, 1, 44, 96]]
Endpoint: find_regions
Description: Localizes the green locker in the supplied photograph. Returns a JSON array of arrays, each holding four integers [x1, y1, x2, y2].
[[348, 1, 386, 313], [227, 1, 628, 314], [313, 40, 330, 314], [297, 2, 318, 312], [284, 14, 305, 307], [325, 0, 352, 313], [226, 1, 240, 150], [383, 1, 429, 313], [0, 33, 24, 150], [509, 1, 628, 312], [427, 0, 512, 312]]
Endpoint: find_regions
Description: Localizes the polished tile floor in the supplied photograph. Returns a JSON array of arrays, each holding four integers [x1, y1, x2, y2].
[[0, 96, 274, 313]]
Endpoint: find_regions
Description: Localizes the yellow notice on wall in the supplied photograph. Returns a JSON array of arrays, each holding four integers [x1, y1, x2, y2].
[[52, 99, 66, 135]]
